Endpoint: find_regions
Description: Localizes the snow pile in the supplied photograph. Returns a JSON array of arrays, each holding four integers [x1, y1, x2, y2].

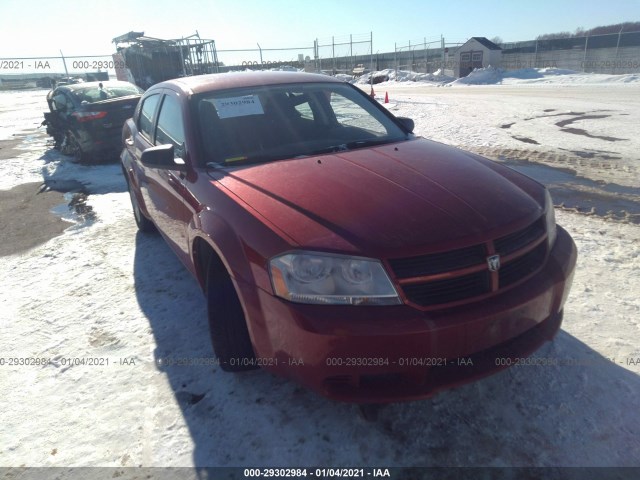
[[450, 66, 640, 86], [450, 66, 505, 85], [333, 73, 354, 82], [356, 68, 455, 86], [353, 66, 640, 87], [449, 66, 581, 85]]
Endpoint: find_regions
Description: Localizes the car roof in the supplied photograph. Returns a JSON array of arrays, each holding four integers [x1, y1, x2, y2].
[[154, 71, 343, 95], [57, 81, 138, 92]]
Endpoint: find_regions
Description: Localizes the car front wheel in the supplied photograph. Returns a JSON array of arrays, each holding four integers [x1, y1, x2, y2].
[[206, 260, 257, 372], [125, 174, 156, 233]]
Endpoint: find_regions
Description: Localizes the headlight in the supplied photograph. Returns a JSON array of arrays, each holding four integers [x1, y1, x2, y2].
[[545, 188, 557, 248], [269, 251, 402, 306]]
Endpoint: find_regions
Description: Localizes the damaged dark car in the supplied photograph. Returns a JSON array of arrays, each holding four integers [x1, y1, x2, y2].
[[43, 80, 143, 163]]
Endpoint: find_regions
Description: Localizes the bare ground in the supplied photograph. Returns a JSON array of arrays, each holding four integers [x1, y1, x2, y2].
[[0, 134, 73, 257], [0, 182, 70, 257]]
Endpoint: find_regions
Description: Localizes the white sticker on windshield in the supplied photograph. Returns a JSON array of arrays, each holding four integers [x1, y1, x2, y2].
[[213, 95, 264, 119]]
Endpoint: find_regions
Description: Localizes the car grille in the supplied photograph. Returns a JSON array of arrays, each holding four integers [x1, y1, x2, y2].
[[499, 241, 547, 288], [494, 218, 545, 255], [389, 218, 548, 308], [389, 244, 486, 278], [402, 271, 490, 306]]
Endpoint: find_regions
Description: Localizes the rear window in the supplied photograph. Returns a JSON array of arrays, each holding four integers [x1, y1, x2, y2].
[[73, 83, 143, 103], [195, 82, 406, 166]]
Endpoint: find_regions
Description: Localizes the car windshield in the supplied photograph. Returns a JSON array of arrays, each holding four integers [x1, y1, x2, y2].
[[72, 83, 143, 103], [194, 82, 408, 166]]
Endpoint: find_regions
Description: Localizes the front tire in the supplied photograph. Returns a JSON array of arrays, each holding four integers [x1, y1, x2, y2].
[[61, 130, 90, 163], [125, 174, 156, 233], [206, 260, 257, 372]]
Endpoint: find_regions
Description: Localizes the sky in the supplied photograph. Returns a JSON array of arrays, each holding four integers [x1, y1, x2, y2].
[[1, 0, 639, 69]]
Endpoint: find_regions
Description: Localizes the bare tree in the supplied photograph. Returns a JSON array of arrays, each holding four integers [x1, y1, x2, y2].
[[537, 21, 640, 40]]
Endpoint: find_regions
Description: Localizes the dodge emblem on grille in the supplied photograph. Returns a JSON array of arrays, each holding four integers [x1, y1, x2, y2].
[[487, 255, 501, 272]]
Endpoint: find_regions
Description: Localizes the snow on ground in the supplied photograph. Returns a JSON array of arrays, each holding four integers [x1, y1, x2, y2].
[[0, 89, 46, 142], [373, 79, 640, 189], [0, 81, 639, 468], [449, 66, 640, 86]]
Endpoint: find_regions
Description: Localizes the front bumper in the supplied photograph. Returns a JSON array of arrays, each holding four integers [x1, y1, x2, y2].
[[239, 226, 577, 403]]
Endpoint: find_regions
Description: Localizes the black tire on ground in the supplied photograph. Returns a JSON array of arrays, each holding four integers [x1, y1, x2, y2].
[[61, 130, 90, 163], [206, 259, 257, 372], [52, 132, 64, 150], [125, 175, 156, 233]]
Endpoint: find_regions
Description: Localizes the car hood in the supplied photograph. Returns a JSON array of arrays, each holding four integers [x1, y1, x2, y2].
[[211, 138, 543, 257]]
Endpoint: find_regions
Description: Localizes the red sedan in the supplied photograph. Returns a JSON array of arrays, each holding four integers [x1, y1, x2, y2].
[[121, 72, 577, 403]]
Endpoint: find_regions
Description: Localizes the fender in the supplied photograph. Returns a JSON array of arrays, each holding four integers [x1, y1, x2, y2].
[[189, 208, 259, 290]]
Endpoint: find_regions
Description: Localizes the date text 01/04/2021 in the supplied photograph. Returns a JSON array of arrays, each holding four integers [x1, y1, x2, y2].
[[243, 468, 391, 477], [0, 357, 136, 366]]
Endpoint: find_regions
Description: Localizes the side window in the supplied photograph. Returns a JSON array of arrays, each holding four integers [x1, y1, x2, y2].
[[52, 93, 68, 111], [294, 101, 314, 120], [290, 93, 314, 120], [64, 93, 76, 110], [330, 92, 387, 136], [155, 94, 186, 158], [138, 94, 160, 142]]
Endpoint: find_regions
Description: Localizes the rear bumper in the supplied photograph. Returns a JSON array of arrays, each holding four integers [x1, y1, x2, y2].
[[239, 226, 577, 403], [76, 127, 122, 156]]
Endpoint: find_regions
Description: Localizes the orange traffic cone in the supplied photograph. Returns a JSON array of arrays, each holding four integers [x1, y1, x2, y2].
[[370, 87, 375, 98], [384, 92, 389, 103]]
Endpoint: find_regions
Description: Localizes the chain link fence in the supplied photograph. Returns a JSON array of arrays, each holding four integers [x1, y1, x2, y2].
[[215, 45, 314, 71], [314, 33, 372, 74], [499, 31, 640, 74], [2, 30, 639, 89], [215, 33, 374, 74]]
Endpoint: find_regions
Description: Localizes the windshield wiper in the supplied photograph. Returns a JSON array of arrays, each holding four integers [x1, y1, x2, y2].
[[206, 161, 225, 169], [344, 138, 400, 149], [308, 144, 349, 155], [308, 138, 399, 156], [205, 138, 408, 168], [206, 153, 292, 168]]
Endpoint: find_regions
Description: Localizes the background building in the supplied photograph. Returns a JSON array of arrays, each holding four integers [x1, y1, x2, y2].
[[455, 37, 502, 77]]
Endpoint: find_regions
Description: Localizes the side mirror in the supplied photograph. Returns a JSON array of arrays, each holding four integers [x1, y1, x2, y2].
[[140, 144, 186, 169], [396, 116, 415, 133]]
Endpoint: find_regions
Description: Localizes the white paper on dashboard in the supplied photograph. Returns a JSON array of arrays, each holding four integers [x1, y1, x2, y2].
[[213, 95, 264, 119]]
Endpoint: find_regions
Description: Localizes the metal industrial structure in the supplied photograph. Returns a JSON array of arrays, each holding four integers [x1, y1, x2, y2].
[[112, 31, 220, 88]]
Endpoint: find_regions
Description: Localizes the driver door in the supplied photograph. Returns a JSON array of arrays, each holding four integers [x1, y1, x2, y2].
[[135, 91, 192, 260]]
